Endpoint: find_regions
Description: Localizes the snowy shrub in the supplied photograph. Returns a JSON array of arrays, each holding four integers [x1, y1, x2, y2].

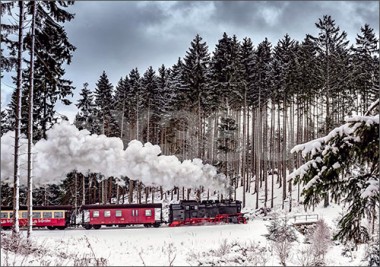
[[365, 239, 380, 266], [309, 219, 332, 265], [265, 215, 297, 266], [186, 240, 269, 266], [295, 245, 314, 266], [265, 215, 297, 243], [272, 238, 293, 267], [0, 232, 46, 256]]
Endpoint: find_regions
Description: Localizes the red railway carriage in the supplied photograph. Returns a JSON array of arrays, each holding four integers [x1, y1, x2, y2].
[[0, 205, 73, 230], [80, 203, 162, 230]]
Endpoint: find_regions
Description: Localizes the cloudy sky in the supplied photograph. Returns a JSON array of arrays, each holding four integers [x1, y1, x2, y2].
[[1, 1, 379, 122]]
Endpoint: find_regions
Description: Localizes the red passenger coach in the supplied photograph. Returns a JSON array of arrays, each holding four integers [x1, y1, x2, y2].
[[80, 203, 162, 229], [0, 205, 73, 230]]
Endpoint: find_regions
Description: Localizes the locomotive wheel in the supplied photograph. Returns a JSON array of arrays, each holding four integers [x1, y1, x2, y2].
[[153, 223, 160, 228], [47, 226, 56, 230], [93, 225, 101, 230], [83, 224, 92, 230]]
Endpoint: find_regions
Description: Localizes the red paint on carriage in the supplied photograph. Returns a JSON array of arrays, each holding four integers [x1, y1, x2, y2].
[[0, 205, 73, 230], [80, 203, 162, 229]]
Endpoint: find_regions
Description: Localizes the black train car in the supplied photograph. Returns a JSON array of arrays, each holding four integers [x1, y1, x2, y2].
[[169, 199, 246, 227]]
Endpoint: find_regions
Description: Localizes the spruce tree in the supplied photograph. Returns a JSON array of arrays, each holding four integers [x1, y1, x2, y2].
[[74, 82, 98, 133], [141, 66, 159, 143], [352, 24, 379, 113], [290, 100, 379, 247], [94, 71, 119, 137]]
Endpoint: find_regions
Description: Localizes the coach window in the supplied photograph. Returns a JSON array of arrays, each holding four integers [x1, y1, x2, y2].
[[54, 212, 63, 218], [32, 212, 41, 218], [145, 210, 152, 217], [21, 212, 28, 219], [9, 212, 13, 218], [93, 211, 99, 218], [43, 212, 52, 218], [0, 212, 7, 219], [115, 210, 122, 217], [104, 210, 111, 217]]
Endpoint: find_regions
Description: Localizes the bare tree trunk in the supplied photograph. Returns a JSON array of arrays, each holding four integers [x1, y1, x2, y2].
[[242, 91, 247, 207], [128, 179, 134, 203], [270, 101, 275, 209], [12, 0, 25, 237], [263, 102, 268, 208], [282, 100, 287, 210], [255, 108, 261, 210], [187, 188, 191, 200], [82, 174, 85, 205], [145, 187, 148, 204], [26, 0, 37, 239]]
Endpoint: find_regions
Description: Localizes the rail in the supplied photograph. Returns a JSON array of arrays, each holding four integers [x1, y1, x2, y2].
[[292, 214, 319, 223]]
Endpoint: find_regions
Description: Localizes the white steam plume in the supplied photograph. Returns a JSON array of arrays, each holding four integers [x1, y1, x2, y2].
[[1, 122, 226, 191]]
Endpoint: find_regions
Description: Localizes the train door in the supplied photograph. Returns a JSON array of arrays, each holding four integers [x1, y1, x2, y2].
[[130, 209, 139, 224]]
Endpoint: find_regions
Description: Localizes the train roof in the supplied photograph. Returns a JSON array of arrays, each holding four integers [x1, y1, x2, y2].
[[80, 203, 162, 210], [1, 205, 74, 211]]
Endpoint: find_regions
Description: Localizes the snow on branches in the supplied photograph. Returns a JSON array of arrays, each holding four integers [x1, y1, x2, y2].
[[288, 101, 379, 244]]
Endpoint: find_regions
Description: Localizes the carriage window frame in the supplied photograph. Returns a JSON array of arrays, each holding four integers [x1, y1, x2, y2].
[[104, 210, 111, 217], [54, 212, 64, 218], [0, 212, 7, 219], [21, 212, 28, 219], [93, 211, 100, 218], [32, 212, 41, 218], [43, 212, 52, 218], [115, 210, 122, 217], [145, 210, 152, 217]]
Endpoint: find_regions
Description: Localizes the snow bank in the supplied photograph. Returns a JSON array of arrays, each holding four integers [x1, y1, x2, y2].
[[1, 122, 226, 190]]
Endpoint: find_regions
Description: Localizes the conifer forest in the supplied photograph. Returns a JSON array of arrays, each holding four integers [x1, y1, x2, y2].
[[0, 1, 379, 261]]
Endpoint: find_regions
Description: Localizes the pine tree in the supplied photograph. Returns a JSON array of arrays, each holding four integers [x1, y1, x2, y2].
[[182, 34, 211, 158], [308, 15, 351, 207], [352, 24, 379, 113], [113, 76, 130, 144], [21, 1, 76, 141], [74, 82, 98, 133], [141, 66, 158, 143], [290, 100, 379, 247], [94, 71, 119, 137], [0, 1, 17, 72], [128, 68, 143, 140]]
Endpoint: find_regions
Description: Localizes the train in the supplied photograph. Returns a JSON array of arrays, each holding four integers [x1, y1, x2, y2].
[[0, 199, 247, 230]]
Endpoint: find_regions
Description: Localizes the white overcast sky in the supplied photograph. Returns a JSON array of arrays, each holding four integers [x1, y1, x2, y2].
[[1, 1, 379, 122]]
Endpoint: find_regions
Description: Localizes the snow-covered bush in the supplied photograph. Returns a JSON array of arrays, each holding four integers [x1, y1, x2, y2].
[[365, 238, 380, 266], [265, 214, 297, 243], [186, 240, 269, 266], [309, 219, 332, 265], [265, 214, 297, 266]]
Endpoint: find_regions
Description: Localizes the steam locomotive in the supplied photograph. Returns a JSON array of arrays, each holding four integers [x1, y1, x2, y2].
[[0, 199, 246, 230]]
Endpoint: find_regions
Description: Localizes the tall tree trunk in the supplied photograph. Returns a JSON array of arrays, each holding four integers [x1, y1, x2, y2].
[[12, 0, 24, 236], [128, 179, 134, 203], [270, 100, 275, 208], [282, 99, 287, 210], [242, 90, 247, 207], [263, 102, 268, 208], [27, 0, 37, 239]]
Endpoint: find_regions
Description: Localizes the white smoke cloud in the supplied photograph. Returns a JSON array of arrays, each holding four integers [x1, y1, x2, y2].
[[1, 122, 226, 191]]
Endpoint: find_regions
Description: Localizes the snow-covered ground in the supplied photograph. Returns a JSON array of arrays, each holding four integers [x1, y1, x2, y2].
[[1, 183, 371, 266]]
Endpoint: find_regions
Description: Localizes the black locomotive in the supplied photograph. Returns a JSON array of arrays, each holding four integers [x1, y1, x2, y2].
[[168, 199, 246, 226]]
